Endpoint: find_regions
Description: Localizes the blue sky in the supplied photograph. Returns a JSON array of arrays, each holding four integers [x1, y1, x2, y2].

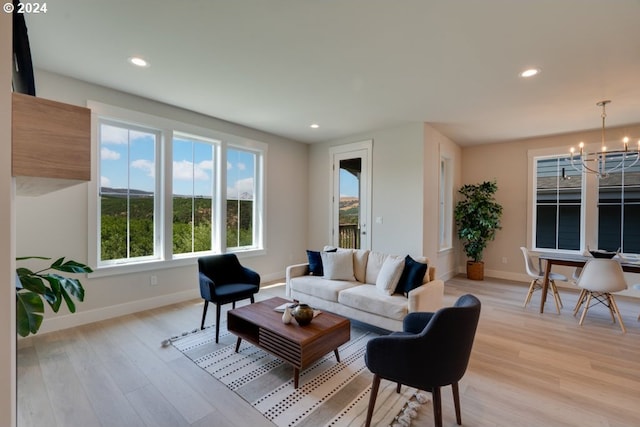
[[340, 168, 359, 198], [100, 124, 255, 198]]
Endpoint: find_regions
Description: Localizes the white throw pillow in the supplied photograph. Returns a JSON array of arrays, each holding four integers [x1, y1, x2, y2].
[[321, 250, 355, 281], [375, 256, 405, 295], [353, 249, 370, 282], [365, 251, 388, 284]]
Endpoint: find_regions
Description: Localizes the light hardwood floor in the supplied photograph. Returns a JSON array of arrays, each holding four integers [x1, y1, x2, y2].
[[17, 277, 640, 427]]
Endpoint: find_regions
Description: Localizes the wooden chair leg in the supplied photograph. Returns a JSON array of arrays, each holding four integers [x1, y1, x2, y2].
[[609, 295, 626, 333], [215, 303, 222, 343], [605, 294, 616, 323], [364, 374, 381, 427], [573, 289, 587, 316], [452, 381, 462, 425], [432, 386, 443, 427], [578, 293, 593, 326], [200, 301, 209, 330], [523, 279, 537, 307], [550, 280, 563, 312]]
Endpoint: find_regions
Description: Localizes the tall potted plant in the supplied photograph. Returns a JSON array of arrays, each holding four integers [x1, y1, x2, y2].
[[454, 180, 503, 280]]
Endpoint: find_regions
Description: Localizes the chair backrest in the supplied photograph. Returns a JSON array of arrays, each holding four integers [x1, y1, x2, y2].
[[577, 258, 628, 293], [414, 294, 481, 387], [198, 254, 243, 285], [520, 246, 541, 278]]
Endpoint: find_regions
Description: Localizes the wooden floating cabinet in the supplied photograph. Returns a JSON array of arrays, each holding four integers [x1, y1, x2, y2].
[[12, 92, 91, 196]]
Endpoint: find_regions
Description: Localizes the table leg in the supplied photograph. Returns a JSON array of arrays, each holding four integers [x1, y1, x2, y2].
[[334, 349, 341, 363], [235, 337, 242, 353], [294, 368, 300, 389], [540, 260, 553, 314]]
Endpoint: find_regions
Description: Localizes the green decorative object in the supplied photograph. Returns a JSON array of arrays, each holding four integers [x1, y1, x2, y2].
[[15, 256, 92, 337], [454, 181, 503, 279]]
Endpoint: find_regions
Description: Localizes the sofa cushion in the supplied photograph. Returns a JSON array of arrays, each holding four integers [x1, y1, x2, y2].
[[339, 284, 408, 321], [353, 249, 369, 282], [375, 256, 405, 295], [395, 255, 429, 295], [365, 251, 389, 284], [290, 276, 360, 302], [321, 250, 355, 280]]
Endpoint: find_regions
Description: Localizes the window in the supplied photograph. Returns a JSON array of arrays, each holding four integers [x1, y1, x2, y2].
[[172, 134, 218, 255], [439, 156, 453, 250], [99, 122, 160, 263], [90, 103, 266, 272], [226, 147, 258, 249], [531, 152, 640, 255], [534, 157, 582, 251], [598, 154, 640, 253]]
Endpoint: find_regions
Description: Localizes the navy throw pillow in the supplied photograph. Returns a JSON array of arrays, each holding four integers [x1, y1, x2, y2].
[[395, 255, 428, 295], [307, 250, 323, 275], [306, 248, 337, 276]]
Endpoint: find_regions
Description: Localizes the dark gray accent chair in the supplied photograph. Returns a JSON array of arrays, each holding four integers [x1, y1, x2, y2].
[[198, 254, 260, 343], [364, 294, 481, 427]]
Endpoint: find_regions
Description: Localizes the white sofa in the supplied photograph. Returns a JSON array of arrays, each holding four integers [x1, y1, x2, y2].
[[285, 248, 444, 331]]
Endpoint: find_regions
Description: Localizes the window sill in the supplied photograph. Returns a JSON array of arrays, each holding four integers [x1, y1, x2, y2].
[[89, 248, 266, 278]]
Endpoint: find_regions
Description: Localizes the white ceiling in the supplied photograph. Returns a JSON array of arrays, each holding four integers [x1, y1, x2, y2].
[[24, 0, 640, 146]]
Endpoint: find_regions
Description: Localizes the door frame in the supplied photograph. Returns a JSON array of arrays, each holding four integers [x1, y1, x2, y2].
[[329, 140, 373, 250]]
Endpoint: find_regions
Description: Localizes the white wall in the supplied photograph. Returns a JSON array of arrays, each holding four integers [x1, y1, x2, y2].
[[307, 122, 462, 273], [1, 11, 16, 427], [15, 70, 309, 334]]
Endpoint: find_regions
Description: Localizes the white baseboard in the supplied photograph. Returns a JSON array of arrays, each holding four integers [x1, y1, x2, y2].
[[36, 289, 201, 336], [36, 271, 287, 336]]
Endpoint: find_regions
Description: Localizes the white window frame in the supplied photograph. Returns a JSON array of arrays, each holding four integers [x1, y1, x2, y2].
[[96, 119, 163, 265], [527, 147, 599, 254], [170, 132, 221, 258], [439, 155, 453, 251], [224, 143, 265, 253], [88, 101, 267, 277]]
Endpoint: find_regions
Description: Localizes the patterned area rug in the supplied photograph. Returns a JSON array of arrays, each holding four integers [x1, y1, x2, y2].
[[171, 324, 431, 427]]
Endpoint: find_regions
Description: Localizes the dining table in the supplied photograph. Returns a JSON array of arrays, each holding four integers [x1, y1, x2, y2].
[[537, 252, 640, 314]]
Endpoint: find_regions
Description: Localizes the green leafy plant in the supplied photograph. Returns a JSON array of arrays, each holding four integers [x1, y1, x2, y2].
[[454, 180, 503, 263], [16, 256, 92, 337]]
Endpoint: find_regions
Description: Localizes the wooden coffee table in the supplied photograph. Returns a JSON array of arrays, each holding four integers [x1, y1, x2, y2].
[[227, 296, 350, 388]]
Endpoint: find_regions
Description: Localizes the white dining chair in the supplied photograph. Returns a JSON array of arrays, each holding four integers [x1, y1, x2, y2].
[[574, 258, 628, 333], [520, 247, 566, 313]]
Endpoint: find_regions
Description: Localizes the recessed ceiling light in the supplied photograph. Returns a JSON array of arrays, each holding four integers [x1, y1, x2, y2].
[[520, 68, 540, 78], [129, 56, 150, 67], [310, 123, 319, 129]]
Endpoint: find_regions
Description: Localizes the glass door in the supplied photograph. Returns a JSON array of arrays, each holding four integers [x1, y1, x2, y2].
[[331, 141, 372, 249]]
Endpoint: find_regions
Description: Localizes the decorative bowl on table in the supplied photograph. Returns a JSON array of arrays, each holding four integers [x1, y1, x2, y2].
[[589, 249, 617, 259], [291, 303, 314, 326]]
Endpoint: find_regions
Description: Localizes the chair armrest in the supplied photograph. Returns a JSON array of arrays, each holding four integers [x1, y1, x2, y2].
[[199, 272, 214, 301], [403, 312, 435, 334], [240, 266, 261, 286], [285, 263, 310, 297], [408, 279, 444, 313]]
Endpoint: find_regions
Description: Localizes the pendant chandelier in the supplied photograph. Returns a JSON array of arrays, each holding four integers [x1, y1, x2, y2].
[[569, 100, 640, 179]]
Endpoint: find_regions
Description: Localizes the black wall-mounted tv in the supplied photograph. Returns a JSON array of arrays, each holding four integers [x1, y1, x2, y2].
[[12, 0, 36, 96]]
